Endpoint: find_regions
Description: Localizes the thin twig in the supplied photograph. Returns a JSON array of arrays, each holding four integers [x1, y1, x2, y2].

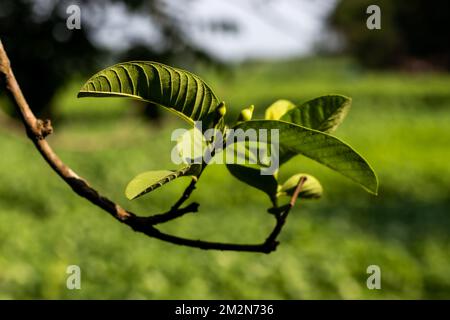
[[264, 176, 307, 247], [145, 202, 200, 225], [170, 175, 200, 211], [0, 39, 304, 253]]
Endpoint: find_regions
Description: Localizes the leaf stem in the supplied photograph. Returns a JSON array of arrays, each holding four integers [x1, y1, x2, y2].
[[264, 176, 307, 246]]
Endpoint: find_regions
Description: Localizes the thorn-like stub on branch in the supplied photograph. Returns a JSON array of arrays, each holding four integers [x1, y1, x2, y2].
[[115, 204, 132, 221], [36, 119, 53, 139]]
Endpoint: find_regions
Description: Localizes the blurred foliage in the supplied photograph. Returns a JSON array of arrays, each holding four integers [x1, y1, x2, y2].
[[1, 57, 449, 299], [0, 0, 235, 117], [0, 0, 101, 117], [330, 0, 450, 70]]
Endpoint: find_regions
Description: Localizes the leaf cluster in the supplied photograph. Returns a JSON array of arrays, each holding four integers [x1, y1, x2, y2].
[[78, 62, 378, 211]]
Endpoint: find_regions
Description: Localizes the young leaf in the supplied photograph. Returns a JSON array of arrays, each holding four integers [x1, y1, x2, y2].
[[125, 165, 201, 200], [237, 105, 255, 122], [226, 164, 278, 200], [78, 61, 220, 126], [175, 126, 207, 164], [234, 120, 378, 194], [278, 173, 323, 199], [265, 99, 296, 120], [280, 95, 351, 133]]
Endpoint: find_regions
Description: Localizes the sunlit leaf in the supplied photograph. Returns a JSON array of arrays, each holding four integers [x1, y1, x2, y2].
[[174, 126, 208, 164], [280, 95, 351, 133], [265, 99, 296, 120], [125, 165, 201, 200], [234, 120, 378, 194], [78, 61, 220, 126]]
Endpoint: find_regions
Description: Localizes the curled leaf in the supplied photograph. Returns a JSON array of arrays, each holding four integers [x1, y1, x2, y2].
[[78, 61, 220, 126]]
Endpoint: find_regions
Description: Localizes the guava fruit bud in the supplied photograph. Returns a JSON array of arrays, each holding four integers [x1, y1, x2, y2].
[[279, 173, 323, 199], [238, 105, 254, 122], [216, 102, 227, 117]]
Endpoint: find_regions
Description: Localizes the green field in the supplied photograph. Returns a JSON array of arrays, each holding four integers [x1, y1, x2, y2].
[[1, 57, 449, 299]]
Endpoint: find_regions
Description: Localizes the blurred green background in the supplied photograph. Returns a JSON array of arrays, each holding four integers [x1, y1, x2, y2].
[[1, 0, 449, 299]]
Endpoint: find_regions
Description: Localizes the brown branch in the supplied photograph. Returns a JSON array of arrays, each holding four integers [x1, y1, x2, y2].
[[0, 39, 304, 253]]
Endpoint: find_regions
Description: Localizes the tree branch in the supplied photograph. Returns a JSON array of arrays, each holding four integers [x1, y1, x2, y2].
[[0, 39, 303, 253]]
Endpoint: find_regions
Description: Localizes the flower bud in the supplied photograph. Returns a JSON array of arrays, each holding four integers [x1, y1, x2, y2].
[[237, 105, 254, 122], [278, 173, 323, 199], [216, 101, 227, 117]]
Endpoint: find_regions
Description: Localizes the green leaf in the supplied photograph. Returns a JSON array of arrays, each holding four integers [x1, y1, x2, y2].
[[280, 95, 351, 133], [278, 173, 323, 199], [265, 99, 296, 120], [226, 164, 278, 200], [217, 137, 268, 166], [174, 126, 207, 164], [78, 61, 220, 126], [234, 120, 378, 194], [125, 165, 201, 200]]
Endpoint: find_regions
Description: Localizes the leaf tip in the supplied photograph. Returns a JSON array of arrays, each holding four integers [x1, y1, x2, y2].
[[124, 185, 138, 201], [372, 180, 379, 196], [365, 174, 379, 195]]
